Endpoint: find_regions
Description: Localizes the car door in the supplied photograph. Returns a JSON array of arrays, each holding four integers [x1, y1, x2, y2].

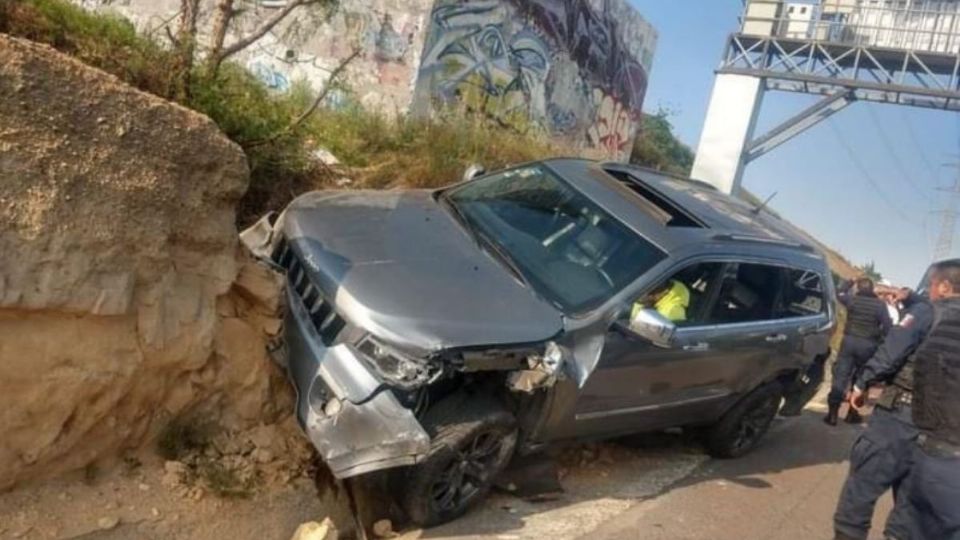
[[774, 266, 833, 369], [566, 261, 796, 440], [563, 261, 729, 438]]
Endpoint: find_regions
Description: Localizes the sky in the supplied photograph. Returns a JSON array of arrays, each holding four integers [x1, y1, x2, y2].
[[628, 0, 958, 286]]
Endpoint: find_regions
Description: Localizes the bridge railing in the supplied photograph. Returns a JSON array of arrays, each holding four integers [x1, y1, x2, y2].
[[741, 0, 960, 55]]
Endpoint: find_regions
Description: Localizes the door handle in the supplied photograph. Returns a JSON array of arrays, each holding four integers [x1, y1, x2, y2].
[[798, 324, 818, 335], [766, 334, 788, 343], [683, 342, 710, 352]]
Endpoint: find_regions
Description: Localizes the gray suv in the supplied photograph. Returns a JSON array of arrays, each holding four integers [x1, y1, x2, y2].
[[244, 159, 835, 526]]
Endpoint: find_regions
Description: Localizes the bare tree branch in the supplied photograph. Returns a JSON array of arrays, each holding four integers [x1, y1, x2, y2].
[[173, 0, 201, 100], [206, 0, 235, 74], [164, 25, 180, 47], [210, 0, 325, 72], [147, 8, 184, 40], [244, 47, 361, 148]]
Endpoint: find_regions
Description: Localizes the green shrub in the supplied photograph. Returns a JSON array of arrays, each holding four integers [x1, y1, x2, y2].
[[0, 0, 578, 225], [630, 110, 695, 176], [1, 0, 178, 97], [156, 416, 213, 461]]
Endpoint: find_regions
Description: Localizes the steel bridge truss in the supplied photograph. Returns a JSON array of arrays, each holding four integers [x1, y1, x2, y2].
[[716, 34, 960, 162]]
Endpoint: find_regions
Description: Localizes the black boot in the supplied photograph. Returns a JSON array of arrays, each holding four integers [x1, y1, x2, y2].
[[845, 408, 863, 424], [824, 404, 839, 426]]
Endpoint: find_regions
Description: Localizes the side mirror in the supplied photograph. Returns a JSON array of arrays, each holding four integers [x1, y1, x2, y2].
[[627, 308, 677, 348], [462, 164, 486, 182]]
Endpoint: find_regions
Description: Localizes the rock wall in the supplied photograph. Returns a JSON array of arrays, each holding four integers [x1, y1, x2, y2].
[[0, 34, 284, 489]]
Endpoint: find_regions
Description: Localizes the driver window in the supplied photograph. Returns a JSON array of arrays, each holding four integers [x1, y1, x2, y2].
[[631, 262, 725, 326]]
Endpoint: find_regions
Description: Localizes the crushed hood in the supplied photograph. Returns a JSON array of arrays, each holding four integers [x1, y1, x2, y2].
[[277, 190, 564, 352]]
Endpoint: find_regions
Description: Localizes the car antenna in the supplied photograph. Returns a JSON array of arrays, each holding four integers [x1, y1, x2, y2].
[[751, 191, 778, 215]]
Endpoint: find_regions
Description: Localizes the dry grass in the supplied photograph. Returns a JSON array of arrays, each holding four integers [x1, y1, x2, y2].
[[1, 0, 571, 225]]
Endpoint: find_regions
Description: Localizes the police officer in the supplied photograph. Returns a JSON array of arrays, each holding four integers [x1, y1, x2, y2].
[[832, 286, 934, 540], [905, 259, 960, 539], [827, 277, 892, 426]]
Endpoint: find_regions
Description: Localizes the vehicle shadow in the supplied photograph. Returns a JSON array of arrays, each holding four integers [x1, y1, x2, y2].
[[404, 408, 860, 539]]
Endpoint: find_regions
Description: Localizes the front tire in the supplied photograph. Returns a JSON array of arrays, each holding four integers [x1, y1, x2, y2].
[[398, 395, 518, 527], [702, 382, 782, 458]]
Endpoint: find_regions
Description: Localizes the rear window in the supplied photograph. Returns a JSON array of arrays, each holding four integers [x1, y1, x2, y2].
[[778, 269, 826, 318]]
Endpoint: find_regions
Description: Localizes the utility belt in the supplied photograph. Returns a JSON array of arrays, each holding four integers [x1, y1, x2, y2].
[[918, 434, 960, 459], [875, 385, 912, 411]]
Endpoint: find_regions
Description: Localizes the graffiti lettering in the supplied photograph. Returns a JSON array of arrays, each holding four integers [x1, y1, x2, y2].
[[587, 90, 636, 161], [248, 60, 291, 91], [417, 2, 551, 132], [415, 0, 654, 159]]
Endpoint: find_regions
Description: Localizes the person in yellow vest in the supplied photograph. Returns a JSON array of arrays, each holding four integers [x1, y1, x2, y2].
[[632, 279, 691, 323]]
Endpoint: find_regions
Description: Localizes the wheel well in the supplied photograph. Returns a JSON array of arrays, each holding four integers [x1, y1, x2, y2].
[[420, 372, 514, 417], [774, 369, 801, 389]]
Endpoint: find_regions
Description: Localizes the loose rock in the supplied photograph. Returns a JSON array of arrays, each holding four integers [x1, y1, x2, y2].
[[372, 519, 398, 538], [290, 518, 337, 540], [97, 516, 120, 530]]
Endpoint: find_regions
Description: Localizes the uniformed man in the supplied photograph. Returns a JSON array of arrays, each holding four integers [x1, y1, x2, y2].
[[832, 286, 934, 540], [904, 259, 960, 539], [826, 278, 893, 426]]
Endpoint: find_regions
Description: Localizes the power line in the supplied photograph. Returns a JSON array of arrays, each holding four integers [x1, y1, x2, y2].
[[865, 106, 932, 203], [899, 108, 940, 181], [932, 113, 960, 260], [827, 119, 922, 226], [933, 171, 960, 260]]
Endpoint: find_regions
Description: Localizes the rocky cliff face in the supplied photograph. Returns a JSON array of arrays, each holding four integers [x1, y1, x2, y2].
[[0, 34, 286, 489]]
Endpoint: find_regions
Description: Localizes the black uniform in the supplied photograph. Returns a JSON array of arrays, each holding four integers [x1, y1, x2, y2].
[[906, 297, 960, 540], [833, 292, 933, 540], [828, 290, 892, 411]]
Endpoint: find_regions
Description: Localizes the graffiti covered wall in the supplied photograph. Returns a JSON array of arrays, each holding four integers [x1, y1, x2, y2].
[[74, 0, 434, 113], [411, 0, 657, 160], [73, 0, 656, 159], [237, 0, 434, 112]]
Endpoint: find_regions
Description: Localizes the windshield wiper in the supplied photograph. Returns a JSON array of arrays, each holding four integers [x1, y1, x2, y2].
[[439, 194, 531, 289], [473, 228, 531, 289], [439, 194, 481, 245]]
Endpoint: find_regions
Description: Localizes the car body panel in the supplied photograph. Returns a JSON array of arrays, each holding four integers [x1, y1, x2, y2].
[[283, 278, 431, 478], [244, 159, 837, 480], [280, 190, 564, 353]]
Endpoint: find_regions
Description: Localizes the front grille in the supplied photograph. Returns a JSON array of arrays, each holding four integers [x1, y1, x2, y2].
[[273, 238, 346, 346]]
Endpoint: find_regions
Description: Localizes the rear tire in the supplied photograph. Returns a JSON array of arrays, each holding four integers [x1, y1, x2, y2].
[[702, 382, 782, 458], [398, 394, 518, 527]]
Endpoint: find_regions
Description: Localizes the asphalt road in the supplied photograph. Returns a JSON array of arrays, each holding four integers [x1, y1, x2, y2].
[[586, 409, 893, 540], [402, 405, 892, 540]]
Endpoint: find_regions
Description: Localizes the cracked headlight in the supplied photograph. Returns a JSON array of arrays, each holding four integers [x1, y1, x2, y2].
[[357, 338, 440, 389]]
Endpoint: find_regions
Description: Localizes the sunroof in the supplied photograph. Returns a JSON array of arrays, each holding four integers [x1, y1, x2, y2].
[[605, 170, 706, 228]]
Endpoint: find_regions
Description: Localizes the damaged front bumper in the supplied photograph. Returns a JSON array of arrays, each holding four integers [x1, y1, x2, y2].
[[283, 285, 430, 478]]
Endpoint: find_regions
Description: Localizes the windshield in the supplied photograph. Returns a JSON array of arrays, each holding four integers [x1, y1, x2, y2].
[[444, 164, 667, 312]]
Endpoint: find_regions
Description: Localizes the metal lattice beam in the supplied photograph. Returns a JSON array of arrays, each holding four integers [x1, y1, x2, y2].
[[719, 35, 960, 110], [744, 89, 856, 163]]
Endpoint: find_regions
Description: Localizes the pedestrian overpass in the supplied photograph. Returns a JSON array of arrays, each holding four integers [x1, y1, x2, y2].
[[694, 0, 960, 193], [693, 0, 960, 259]]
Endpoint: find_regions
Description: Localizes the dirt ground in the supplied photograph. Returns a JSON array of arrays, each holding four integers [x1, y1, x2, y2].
[[1, 389, 869, 540], [0, 435, 704, 540], [0, 453, 333, 540]]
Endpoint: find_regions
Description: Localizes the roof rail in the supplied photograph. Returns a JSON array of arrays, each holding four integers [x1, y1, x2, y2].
[[712, 233, 816, 253]]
